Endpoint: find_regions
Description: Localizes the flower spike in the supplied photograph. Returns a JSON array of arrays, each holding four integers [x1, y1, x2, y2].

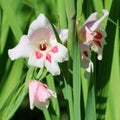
[[78, 9, 109, 75]]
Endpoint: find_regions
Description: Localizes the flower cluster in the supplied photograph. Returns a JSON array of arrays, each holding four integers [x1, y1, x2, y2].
[[8, 10, 109, 110], [78, 10, 109, 76], [8, 14, 68, 110]]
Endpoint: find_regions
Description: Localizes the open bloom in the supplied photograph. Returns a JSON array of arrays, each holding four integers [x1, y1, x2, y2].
[[79, 9, 109, 74], [29, 80, 56, 110], [8, 14, 68, 75]]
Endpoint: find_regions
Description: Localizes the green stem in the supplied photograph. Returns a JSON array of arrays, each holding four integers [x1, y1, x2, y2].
[[46, 74, 60, 120], [65, 0, 78, 120], [43, 110, 51, 120]]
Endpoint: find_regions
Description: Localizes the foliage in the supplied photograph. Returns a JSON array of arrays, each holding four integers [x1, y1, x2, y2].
[[0, 0, 120, 120]]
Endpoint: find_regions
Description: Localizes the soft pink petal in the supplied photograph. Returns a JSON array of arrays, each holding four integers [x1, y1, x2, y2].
[[37, 85, 50, 102], [29, 28, 54, 43], [84, 26, 96, 43], [28, 14, 54, 40], [29, 80, 56, 110], [29, 80, 38, 110], [8, 35, 32, 60], [50, 43, 69, 63]]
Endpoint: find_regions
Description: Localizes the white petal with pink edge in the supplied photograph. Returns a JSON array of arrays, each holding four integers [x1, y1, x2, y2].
[[28, 52, 46, 68], [50, 43, 69, 63]]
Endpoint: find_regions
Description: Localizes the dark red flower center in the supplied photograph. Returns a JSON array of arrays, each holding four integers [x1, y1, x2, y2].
[[94, 31, 103, 39], [39, 43, 47, 51], [83, 50, 89, 57]]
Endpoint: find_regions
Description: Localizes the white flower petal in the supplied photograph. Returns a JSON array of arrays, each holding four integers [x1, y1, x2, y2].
[[35, 100, 49, 110], [58, 29, 68, 43], [8, 35, 32, 60], [28, 52, 45, 68], [91, 44, 99, 52], [97, 54, 102, 60], [45, 58, 60, 75], [29, 28, 54, 43], [86, 60, 94, 73], [90, 10, 109, 31], [50, 43, 69, 63], [28, 14, 54, 38], [81, 57, 94, 73], [48, 89, 57, 98], [97, 48, 103, 60], [84, 12, 98, 25]]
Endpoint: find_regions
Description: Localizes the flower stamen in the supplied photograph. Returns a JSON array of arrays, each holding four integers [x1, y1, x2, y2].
[[39, 43, 47, 50], [39, 40, 48, 51]]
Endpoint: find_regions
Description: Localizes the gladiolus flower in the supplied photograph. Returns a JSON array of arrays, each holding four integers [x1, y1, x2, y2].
[[8, 14, 69, 75], [79, 9, 109, 74], [29, 80, 56, 110]]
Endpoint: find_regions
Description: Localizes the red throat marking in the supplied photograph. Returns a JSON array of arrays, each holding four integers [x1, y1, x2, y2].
[[83, 50, 89, 57], [94, 31, 103, 39]]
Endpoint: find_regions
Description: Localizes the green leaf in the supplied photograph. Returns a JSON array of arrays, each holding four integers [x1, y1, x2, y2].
[[92, 0, 103, 12], [57, 0, 67, 28], [1, 67, 35, 120], [0, 60, 24, 108], [85, 75, 96, 120], [105, 21, 120, 120], [73, 32, 81, 120], [0, 0, 22, 40], [46, 74, 60, 120]]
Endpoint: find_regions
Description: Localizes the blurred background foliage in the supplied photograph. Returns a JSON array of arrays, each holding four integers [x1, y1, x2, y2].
[[0, 0, 120, 120]]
